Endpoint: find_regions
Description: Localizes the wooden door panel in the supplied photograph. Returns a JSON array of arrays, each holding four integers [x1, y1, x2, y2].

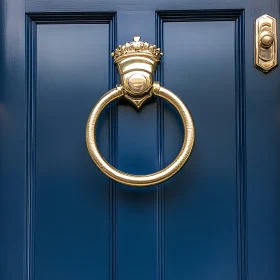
[[162, 18, 237, 280], [1, 1, 280, 280], [35, 22, 111, 280]]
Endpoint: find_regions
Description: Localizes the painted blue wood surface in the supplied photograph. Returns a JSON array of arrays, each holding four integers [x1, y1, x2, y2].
[[163, 19, 237, 280], [0, 1, 280, 280]]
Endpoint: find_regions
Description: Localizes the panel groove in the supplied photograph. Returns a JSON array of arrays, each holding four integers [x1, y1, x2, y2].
[[155, 12, 165, 280], [25, 12, 117, 280], [156, 9, 247, 280], [25, 15, 37, 280], [108, 14, 118, 280], [26, 12, 116, 24], [235, 11, 248, 280]]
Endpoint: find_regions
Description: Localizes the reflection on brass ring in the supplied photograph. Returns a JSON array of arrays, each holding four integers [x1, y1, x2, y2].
[[86, 82, 195, 187]]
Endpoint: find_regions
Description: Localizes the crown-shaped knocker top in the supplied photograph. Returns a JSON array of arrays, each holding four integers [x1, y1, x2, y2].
[[111, 36, 163, 62], [111, 36, 163, 108]]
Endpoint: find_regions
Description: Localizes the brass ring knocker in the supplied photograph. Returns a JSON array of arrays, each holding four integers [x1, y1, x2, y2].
[[86, 36, 195, 187]]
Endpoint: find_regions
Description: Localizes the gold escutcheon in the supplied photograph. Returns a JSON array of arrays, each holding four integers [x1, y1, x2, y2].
[[255, 14, 278, 73], [86, 36, 195, 187]]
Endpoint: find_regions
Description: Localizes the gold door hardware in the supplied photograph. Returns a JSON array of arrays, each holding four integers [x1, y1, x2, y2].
[[86, 36, 195, 187], [255, 14, 277, 73]]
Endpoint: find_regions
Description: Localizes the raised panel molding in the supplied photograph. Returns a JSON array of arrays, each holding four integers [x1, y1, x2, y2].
[[155, 10, 246, 280], [25, 12, 117, 280]]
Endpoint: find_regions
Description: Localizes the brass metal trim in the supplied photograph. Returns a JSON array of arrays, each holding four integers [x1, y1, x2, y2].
[[255, 14, 277, 73], [86, 37, 195, 187]]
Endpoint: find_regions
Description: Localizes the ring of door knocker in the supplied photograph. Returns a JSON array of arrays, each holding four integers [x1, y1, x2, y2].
[[86, 36, 195, 187]]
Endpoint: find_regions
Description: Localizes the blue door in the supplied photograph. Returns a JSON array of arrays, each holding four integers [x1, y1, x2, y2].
[[1, 0, 280, 280]]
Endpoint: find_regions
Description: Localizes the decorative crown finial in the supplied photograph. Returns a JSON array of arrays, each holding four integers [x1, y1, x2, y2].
[[133, 36, 140, 42], [111, 36, 163, 63]]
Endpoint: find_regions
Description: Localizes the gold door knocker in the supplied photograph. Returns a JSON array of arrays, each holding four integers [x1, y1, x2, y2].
[[86, 36, 195, 187]]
